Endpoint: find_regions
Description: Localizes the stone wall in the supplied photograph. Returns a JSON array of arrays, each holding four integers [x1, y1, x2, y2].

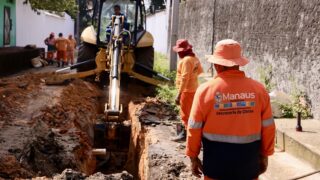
[[178, 0, 320, 119], [179, 0, 214, 70]]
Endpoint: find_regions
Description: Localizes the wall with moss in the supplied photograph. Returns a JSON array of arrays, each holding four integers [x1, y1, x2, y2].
[[179, 0, 320, 119]]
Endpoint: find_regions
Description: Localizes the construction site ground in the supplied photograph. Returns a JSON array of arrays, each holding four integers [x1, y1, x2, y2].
[[0, 66, 194, 179], [1, 66, 320, 179]]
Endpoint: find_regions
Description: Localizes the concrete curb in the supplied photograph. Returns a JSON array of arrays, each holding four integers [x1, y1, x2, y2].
[[276, 129, 320, 170]]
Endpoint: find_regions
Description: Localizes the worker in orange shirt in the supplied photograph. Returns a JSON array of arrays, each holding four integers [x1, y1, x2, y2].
[[67, 34, 77, 65], [171, 39, 203, 142], [55, 33, 69, 67], [187, 39, 275, 180]]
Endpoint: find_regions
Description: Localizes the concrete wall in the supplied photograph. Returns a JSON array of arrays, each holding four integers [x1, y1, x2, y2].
[[0, 0, 16, 47], [16, 0, 74, 50], [179, 0, 320, 119], [146, 10, 168, 54], [178, 0, 214, 71]]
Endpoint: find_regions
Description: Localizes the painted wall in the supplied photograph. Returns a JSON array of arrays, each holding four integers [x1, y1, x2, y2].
[[0, 0, 16, 47], [179, 0, 320, 119], [16, 0, 74, 50], [146, 10, 168, 54]]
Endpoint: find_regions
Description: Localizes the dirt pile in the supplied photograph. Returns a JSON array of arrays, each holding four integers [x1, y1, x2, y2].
[[30, 169, 133, 180], [0, 73, 102, 179], [0, 73, 45, 123]]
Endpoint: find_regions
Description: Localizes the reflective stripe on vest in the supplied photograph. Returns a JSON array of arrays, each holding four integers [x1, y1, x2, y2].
[[188, 119, 203, 129], [262, 117, 274, 127], [203, 133, 261, 144]]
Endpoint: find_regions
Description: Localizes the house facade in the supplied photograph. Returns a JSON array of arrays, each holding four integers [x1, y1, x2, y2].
[[0, 0, 74, 49]]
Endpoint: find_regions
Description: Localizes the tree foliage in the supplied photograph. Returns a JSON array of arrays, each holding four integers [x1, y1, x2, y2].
[[79, 0, 93, 32], [24, 0, 78, 19]]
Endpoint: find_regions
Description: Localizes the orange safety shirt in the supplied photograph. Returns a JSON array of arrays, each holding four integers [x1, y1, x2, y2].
[[55, 37, 69, 51], [186, 70, 275, 158], [67, 39, 77, 51], [176, 56, 203, 93]]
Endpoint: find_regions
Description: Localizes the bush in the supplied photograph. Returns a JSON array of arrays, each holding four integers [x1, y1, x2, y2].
[[154, 52, 176, 81], [153, 52, 179, 113], [257, 65, 275, 92], [156, 85, 179, 113], [279, 91, 312, 119]]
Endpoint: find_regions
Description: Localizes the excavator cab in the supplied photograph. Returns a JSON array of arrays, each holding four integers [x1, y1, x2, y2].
[[97, 0, 146, 46]]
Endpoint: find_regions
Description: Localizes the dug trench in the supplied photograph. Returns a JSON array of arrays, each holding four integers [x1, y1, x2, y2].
[[0, 73, 196, 179]]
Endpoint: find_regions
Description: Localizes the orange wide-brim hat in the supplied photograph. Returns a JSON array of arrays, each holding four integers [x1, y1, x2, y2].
[[172, 39, 193, 53], [207, 39, 249, 67]]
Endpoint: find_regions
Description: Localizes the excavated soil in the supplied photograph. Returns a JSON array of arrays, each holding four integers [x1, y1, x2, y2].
[[0, 71, 197, 180], [128, 98, 200, 180], [0, 73, 101, 179]]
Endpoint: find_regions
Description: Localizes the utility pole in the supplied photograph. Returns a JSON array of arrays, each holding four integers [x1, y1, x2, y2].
[[76, 0, 80, 44], [168, 0, 179, 71]]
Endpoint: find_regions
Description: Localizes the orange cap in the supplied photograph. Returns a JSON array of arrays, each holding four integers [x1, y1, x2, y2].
[[208, 39, 249, 67]]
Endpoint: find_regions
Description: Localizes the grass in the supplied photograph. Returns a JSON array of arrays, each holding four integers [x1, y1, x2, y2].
[[153, 52, 179, 112], [154, 52, 176, 81]]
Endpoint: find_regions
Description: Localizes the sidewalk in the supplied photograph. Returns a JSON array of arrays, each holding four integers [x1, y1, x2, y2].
[[261, 149, 320, 180], [265, 118, 320, 179]]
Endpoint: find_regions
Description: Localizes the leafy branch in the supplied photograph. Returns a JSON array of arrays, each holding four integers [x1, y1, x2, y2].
[[23, 0, 78, 19]]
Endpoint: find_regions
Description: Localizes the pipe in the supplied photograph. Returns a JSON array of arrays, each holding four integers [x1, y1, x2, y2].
[[92, 148, 107, 156]]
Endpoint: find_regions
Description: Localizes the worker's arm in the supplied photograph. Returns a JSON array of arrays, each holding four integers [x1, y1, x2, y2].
[[55, 40, 59, 49], [186, 88, 205, 178], [261, 89, 276, 156], [175, 59, 192, 104], [179, 59, 192, 93], [186, 87, 204, 158], [197, 61, 204, 75]]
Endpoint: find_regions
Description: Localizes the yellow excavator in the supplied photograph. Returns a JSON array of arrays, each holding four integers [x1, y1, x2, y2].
[[45, 0, 170, 122]]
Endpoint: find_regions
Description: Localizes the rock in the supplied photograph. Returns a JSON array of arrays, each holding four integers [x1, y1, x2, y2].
[[8, 148, 21, 154], [145, 106, 159, 114], [87, 171, 133, 180], [17, 82, 29, 89]]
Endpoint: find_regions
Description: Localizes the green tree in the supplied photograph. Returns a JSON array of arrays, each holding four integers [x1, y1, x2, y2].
[[78, 0, 93, 32], [24, 0, 78, 19]]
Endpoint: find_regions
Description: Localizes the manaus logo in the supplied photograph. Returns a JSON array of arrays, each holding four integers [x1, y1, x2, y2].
[[215, 91, 255, 103], [215, 92, 222, 103]]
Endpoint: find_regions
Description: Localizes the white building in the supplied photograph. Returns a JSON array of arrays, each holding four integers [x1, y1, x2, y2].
[[15, 0, 75, 49], [146, 10, 168, 54]]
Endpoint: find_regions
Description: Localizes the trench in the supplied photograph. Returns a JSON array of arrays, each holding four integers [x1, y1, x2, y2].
[[85, 82, 152, 179], [0, 73, 155, 179]]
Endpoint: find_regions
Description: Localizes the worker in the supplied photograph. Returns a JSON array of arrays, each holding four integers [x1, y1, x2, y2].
[[171, 39, 203, 142], [187, 39, 275, 180], [67, 34, 77, 65], [44, 32, 56, 65], [55, 33, 69, 67], [106, 4, 128, 43]]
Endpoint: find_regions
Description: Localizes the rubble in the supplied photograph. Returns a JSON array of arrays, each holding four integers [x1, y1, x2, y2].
[[135, 98, 178, 126]]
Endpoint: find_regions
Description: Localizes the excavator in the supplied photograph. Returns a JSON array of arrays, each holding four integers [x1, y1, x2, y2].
[[46, 0, 169, 121], [44, 0, 170, 167]]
